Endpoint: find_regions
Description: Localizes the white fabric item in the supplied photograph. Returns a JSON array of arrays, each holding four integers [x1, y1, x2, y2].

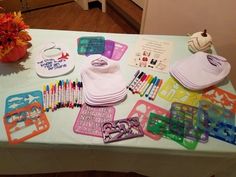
[[35, 42, 75, 77], [170, 52, 231, 90], [81, 57, 127, 106]]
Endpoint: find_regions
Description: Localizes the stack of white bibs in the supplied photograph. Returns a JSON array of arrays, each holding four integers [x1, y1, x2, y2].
[[81, 57, 127, 106], [170, 52, 231, 90]]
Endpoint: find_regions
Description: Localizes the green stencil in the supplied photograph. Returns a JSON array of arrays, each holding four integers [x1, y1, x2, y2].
[[147, 112, 198, 150], [77, 36, 105, 55]]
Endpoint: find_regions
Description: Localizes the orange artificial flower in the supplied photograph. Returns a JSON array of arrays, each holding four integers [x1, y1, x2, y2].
[[0, 9, 31, 61]]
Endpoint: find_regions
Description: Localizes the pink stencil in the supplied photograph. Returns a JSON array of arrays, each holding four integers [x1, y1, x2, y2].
[[73, 104, 115, 137], [111, 41, 128, 61], [127, 100, 169, 140]]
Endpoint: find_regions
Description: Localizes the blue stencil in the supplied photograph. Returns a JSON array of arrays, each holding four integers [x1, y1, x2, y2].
[[5, 90, 43, 114], [197, 100, 236, 145]]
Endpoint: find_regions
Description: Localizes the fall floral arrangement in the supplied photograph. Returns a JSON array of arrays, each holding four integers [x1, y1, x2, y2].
[[0, 8, 31, 62]]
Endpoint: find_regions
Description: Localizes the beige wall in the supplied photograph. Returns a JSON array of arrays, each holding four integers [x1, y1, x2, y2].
[[141, 0, 236, 88]]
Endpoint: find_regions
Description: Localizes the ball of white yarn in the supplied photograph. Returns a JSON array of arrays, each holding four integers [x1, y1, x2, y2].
[[188, 29, 213, 53]]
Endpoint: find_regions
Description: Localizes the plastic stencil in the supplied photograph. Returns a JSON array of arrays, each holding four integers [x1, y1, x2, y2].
[[102, 40, 115, 59], [3, 102, 50, 144], [110, 41, 128, 61], [35, 42, 75, 77], [147, 113, 198, 150], [77, 36, 105, 55], [170, 102, 208, 143], [197, 100, 236, 145], [158, 77, 202, 106], [73, 104, 115, 137], [5, 90, 43, 114], [102, 117, 144, 143], [202, 87, 236, 113], [127, 99, 169, 140]]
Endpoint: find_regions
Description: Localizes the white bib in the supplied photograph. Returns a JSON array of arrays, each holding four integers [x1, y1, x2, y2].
[[35, 42, 75, 77]]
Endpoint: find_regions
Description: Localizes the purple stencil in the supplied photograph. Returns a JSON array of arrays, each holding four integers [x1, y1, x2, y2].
[[102, 117, 144, 143], [110, 41, 128, 61], [73, 104, 115, 137], [102, 40, 115, 59]]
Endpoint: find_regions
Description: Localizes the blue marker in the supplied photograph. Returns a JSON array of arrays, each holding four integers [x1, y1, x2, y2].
[[148, 78, 160, 99]]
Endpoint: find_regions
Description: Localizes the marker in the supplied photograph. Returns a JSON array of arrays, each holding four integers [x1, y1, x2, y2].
[[149, 79, 163, 100], [42, 85, 47, 112], [139, 75, 153, 96], [148, 79, 160, 99], [46, 85, 50, 112], [133, 74, 147, 94], [79, 82, 83, 106], [75, 79, 80, 107], [63, 80, 66, 107], [51, 84, 54, 111], [58, 80, 62, 108], [54, 83, 57, 110], [71, 81, 76, 108], [129, 72, 144, 91], [69, 80, 73, 108], [138, 75, 152, 94], [135, 74, 150, 94], [65, 79, 69, 107], [61, 80, 64, 107], [127, 70, 140, 88], [145, 76, 157, 97]]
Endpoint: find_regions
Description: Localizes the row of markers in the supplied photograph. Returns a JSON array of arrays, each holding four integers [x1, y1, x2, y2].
[[42, 79, 83, 112], [127, 70, 163, 101]]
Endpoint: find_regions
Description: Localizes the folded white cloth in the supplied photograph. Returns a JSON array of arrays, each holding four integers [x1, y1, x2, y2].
[[81, 56, 127, 106], [170, 52, 231, 90]]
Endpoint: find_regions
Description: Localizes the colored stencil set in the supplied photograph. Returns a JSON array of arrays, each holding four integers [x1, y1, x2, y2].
[[42, 79, 83, 112], [127, 70, 163, 101], [2, 33, 236, 151], [197, 100, 235, 145], [3, 91, 49, 144], [158, 77, 202, 106], [77, 36, 128, 61], [73, 104, 115, 137], [127, 100, 169, 140], [102, 117, 144, 143], [142, 99, 236, 149]]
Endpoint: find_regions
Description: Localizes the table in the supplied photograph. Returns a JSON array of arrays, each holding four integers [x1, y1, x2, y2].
[[0, 29, 236, 177]]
